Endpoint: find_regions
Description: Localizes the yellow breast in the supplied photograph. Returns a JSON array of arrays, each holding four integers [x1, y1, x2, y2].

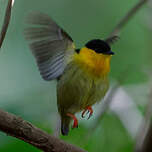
[[73, 47, 111, 78]]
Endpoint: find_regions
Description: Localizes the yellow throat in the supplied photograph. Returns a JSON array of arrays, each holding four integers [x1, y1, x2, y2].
[[74, 47, 112, 78]]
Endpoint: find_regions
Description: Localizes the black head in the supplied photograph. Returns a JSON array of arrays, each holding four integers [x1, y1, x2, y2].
[[85, 39, 114, 55]]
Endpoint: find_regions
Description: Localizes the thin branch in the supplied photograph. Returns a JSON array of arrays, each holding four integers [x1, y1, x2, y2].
[[135, 85, 152, 152], [138, 123, 152, 152], [96, 0, 149, 139], [106, 0, 148, 41], [0, 108, 86, 152], [135, 2, 152, 151], [0, 0, 13, 49], [95, 0, 149, 131]]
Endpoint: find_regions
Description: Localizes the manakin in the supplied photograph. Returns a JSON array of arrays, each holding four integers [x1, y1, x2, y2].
[[24, 12, 114, 136]]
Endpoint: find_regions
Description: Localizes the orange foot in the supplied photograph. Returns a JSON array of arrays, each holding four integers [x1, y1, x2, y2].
[[81, 106, 93, 119], [67, 113, 78, 128]]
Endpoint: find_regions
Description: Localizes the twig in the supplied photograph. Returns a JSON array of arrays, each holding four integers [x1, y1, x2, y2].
[[135, 2, 152, 151], [106, 0, 148, 41], [0, 108, 86, 152], [135, 85, 152, 152], [105, 1, 149, 112], [95, 0, 149, 135], [94, 0, 149, 132], [138, 123, 152, 152], [0, 0, 13, 49]]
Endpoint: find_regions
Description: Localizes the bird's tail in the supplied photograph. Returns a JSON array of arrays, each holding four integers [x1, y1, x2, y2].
[[61, 117, 71, 136]]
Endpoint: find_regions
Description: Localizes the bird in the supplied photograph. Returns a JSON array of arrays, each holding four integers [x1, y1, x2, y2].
[[24, 12, 115, 136]]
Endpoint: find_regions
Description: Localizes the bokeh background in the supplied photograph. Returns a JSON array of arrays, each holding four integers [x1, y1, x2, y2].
[[0, 0, 151, 151]]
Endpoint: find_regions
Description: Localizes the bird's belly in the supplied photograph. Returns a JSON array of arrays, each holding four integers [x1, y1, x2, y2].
[[57, 62, 109, 115]]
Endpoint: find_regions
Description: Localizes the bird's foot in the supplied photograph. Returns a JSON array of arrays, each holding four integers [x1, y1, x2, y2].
[[81, 106, 93, 119], [66, 113, 78, 128]]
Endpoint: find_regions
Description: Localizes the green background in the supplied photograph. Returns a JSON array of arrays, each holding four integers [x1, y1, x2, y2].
[[0, 0, 151, 151]]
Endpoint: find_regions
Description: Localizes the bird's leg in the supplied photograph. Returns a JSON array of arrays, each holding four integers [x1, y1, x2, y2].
[[66, 113, 78, 128], [81, 106, 93, 119]]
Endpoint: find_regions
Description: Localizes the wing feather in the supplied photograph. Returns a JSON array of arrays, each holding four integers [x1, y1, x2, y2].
[[24, 12, 75, 80]]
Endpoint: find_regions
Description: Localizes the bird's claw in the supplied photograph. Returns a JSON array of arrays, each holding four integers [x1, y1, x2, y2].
[[81, 106, 93, 119], [66, 113, 78, 128]]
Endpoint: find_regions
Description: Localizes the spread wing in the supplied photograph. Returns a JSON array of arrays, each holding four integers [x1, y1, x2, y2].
[[24, 12, 75, 81]]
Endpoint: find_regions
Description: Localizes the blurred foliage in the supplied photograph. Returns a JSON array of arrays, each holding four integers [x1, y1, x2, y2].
[[0, 0, 151, 151]]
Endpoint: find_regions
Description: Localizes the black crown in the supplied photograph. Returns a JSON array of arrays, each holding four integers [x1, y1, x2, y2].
[[85, 39, 111, 54]]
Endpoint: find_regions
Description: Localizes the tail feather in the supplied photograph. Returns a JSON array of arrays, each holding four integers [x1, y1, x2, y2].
[[61, 123, 69, 136], [61, 117, 70, 136]]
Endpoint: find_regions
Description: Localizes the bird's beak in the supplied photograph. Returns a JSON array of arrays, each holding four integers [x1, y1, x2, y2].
[[105, 50, 115, 55]]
